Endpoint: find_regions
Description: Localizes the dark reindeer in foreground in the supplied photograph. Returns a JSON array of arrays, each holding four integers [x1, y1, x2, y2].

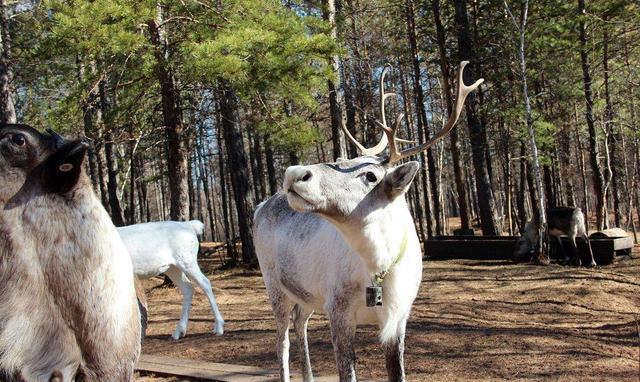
[[513, 207, 596, 267], [0, 124, 141, 381]]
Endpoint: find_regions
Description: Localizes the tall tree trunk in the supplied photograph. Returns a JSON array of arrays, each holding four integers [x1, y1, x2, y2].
[[517, 143, 527, 231], [219, 81, 256, 266], [602, 21, 622, 227], [432, 0, 471, 231], [575, 123, 590, 231], [246, 124, 262, 201], [104, 131, 125, 226], [264, 134, 277, 196], [323, 0, 347, 160], [0, 0, 15, 124], [341, 57, 359, 159], [558, 122, 576, 207], [127, 127, 137, 225], [578, 0, 605, 230], [147, 7, 190, 221], [76, 58, 99, 193], [187, 152, 196, 220], [453, 0, 499, 235], [504, 0, 546, 246], [216, 111, 236, 262], [198, 123, 217, 241], [136, 154, 149, 223], [405, 0, 442, 236], [399, 63, 427, 243], [97, 73, 125, 226], [253, 129, 266, 201]]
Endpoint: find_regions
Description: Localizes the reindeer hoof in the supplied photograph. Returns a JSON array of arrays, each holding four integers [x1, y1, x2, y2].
[[171, 328, 186, 340], [214, 320, 225, 336]]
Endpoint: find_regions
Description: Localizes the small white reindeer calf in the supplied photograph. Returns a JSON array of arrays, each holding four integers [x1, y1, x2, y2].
[[118, 220, 225, 340]]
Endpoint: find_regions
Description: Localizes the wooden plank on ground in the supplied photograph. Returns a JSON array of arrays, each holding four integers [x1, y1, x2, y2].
[[137, 354, 339, 382]]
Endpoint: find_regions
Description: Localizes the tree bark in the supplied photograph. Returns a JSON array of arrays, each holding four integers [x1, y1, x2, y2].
[[264, 134, 277, 196], [323, 0, 347, 160], [398, 63, 427, 243], [216, 108, 236, 262], [219, 81, 256, 266], [147, 7, 190, 222], [104, 130, 125, 226], [453, 0, 499, 235], [405, 0, 442, 236], [197, 123, 217, 241], [95, 69, 126, 227], [602, 21, 622, 227], [517, 143, 527, 232], [578, 0, 605, 230], [253, 128, 266, 201], [504, 0, 547, 247], [432, 0, 471, 231]]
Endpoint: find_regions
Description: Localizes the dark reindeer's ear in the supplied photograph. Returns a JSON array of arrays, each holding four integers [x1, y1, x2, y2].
[[41, 139, 89, 194]]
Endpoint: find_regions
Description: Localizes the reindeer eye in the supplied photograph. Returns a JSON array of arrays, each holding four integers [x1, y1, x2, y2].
[[11, 134, 26, 146], [365, 171, 377, 183]]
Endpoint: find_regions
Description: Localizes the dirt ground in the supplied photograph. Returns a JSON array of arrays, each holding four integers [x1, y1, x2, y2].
[[137, 249, 640, 382]]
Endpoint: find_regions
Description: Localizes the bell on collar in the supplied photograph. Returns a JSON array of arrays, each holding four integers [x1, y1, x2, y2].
[[366, 286, 383, 307]]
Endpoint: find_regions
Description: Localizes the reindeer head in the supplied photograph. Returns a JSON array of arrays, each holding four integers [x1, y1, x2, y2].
[[512, 220, 539, 262], [283, 62, 483, 225], [0, 124, 89, 203]]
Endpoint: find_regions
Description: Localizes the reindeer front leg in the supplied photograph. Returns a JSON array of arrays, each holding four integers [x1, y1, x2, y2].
[[383, 326, 406, 382], [328, 305, 357, 382]]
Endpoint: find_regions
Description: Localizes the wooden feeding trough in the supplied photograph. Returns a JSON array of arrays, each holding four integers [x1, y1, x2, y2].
[[550, 228, 633, 265], [425, 228, 634, 265], [425, 235, 519, 260]]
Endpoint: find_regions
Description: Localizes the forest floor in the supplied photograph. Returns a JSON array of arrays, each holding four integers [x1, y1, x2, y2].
[[136, 248, 640, 382]]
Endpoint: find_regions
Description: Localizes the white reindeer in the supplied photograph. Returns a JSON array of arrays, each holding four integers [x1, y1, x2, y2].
[[0, 125, 140, 381], [254, 63, 482, 382], [118, 220, 225, 340]]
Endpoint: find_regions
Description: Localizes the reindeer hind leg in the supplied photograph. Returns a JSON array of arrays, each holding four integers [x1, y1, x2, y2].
[[568, 234, 582, 266], [555, 235, 570, 266], [293, 304, 315, 382], [266, 284, 295, 382], [583, 233, 597, 267]]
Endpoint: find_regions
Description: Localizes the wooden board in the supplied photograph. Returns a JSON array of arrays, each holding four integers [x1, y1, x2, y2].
[[136, 354, 339, 382]]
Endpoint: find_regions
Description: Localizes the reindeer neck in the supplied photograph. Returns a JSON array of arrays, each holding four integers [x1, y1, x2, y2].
[[335, 197, 414, 274]]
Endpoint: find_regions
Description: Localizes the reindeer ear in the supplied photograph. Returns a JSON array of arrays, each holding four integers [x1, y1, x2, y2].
[[41, 140, 89, 194], [384, 161, 419, 198]]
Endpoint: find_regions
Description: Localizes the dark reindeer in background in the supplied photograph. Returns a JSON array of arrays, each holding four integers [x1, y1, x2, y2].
[[513, 207, 596, 267], [0, 124, 141, 381]]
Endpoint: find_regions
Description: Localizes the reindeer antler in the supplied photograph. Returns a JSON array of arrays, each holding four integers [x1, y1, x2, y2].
[[379, 61, 483, 164], [342, 61, 483, 164], [340, 65, 396, 157]]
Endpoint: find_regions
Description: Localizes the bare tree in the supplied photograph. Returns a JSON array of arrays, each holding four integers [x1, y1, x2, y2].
[[504, 0, 547, 259]]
